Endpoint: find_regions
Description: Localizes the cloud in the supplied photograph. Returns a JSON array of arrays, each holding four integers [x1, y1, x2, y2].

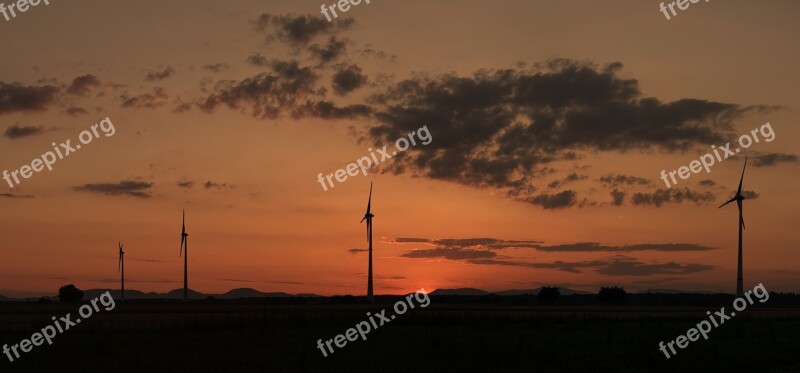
[[309, 36, 348, 65], [741, 190, 759, 200], [67, 74, 102, 95], [547, 172, 587, 188], [121, 88, 169, 109], [177, 181, 195, 189], [348, 248, 368, 254], [202, 63, 229, 73], [3, 124, 45, 139], [599, 174, 651, 187], [400, 247, 497, 260], [0, 81, 60, 115], [220, 278, 255, 283], [204, 181, 232, 189], [253, 13, 354, 47], [145, 66, 175, 81], [699, 179, 716, 187], [246, 53, 270, 67], [392, 238, 432, 243], [64, 106, 89, 116], [470, 257, 712, 276], [631, 187, 715, 207], [366, 59, 771, 204], [523, 190, 578, 209], [597, 258, 713, 276], [610, 189, 626, 206], [389, 237, 541, 250], [357, 44, 396, 62], [0, 193, 34, 199], [290, 100, 372, 120], [752, 152, 798, 167], [73, 180, 153, 198], [198, 60, 322, 119], [332, 63, 368, 96], [533, 242, 717, 252]]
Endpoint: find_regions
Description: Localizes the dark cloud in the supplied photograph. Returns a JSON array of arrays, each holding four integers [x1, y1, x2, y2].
[[0, 193, 34, 199], [752, 152, 798, 167], [474, 257, 712, 276], [400, 247, 497, 260], [599, 174, 651, 187], [547, 172, 587, 188], [0, 81, 60, 115], [741, 190, 759, 200], [202, 63, 229, 73], [332, 63, 368, 96], [357, 44, 396, 62], [397, 240, 714, 276], [348, 248, 368, 254], [631, 187, 715, 207], [253, 13, 354, 47], [392, 237, 431, 243], [177, 181, 194, 189], [390, 237, 541, 250], [246, 53, 270, 67], [145, 66, 175, 81], [73, 180, 153, 198], [198, 60, 322, 119], [522, 190, 577, 209], [308, 36, 348, 65], [290, 100, 372, 120], [64, 106, 89, 116], [204, 181, 232, 189], [610, 189, 626, 206], [121, 88, 169, 109], [597, 258, 713, 276], [533, 242, 717, 252], [366, 59, 769, 204], [3, 124, 45, 139], [67, 74, 102, 95], [699, 179, 716, 187]]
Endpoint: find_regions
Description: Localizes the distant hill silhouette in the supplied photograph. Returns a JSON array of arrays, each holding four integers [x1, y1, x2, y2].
[[494, 288, 592, 296], [0, 288, 322, 302], [637, 288, 715, 294], [430, 288, 489, 296]]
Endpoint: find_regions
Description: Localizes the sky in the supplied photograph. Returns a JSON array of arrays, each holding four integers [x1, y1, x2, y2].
[[0, 0, 798, 297]]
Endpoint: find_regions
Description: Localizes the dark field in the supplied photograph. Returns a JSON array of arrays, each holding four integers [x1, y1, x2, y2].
[[0, 302, 799, 373]]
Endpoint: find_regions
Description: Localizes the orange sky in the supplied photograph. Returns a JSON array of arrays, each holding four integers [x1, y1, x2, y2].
[[0, 0, 798, 297]]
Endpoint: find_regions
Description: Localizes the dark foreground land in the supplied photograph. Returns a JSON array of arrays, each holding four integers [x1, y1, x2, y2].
[[0, 299, 799, 372]]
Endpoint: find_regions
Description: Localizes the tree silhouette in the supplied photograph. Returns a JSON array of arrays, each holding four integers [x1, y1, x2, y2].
[[537, 286, 561, 305], [598, 286, 627, 304], [58, 284, 84, 303]]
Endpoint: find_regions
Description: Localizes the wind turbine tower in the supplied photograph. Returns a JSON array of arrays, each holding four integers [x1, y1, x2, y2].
[[118, 242, 125, 301], [360, 183, 375, 304], [179, 210, 189, 301], [719, 156, 748, 297]]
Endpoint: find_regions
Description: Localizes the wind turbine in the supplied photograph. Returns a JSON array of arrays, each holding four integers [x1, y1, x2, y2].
[[360, 183, 375, 304], [118, 242, 124, 301], [179, 209, 189, 301], [719, 156, 747, 297]]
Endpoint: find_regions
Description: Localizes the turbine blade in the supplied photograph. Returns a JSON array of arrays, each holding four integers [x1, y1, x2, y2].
[[180, 236, 184, 257], [737, 156, 747, 195], [718, 196, 737, 208], [360, 216, 366, 223], [182, 209, 186, 234], [366, 182, 372, 214]]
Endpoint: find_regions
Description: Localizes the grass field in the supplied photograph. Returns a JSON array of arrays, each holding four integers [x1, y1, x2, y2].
[[0, 302, 798, 372]]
